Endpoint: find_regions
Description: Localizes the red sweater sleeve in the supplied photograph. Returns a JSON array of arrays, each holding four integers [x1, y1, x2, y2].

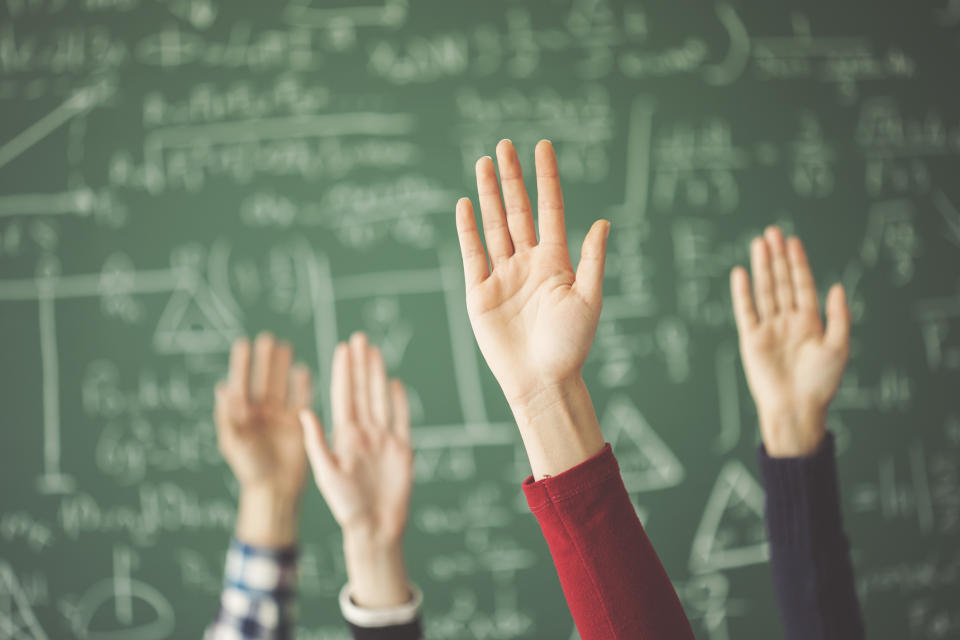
[[523, 444, 695, 640]]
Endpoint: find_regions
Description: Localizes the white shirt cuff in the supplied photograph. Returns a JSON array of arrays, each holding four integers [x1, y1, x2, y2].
[[338, 582, 422, 628]]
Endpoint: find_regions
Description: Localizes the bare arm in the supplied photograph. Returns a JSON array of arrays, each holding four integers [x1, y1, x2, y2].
[[455, 139, 608, 478]]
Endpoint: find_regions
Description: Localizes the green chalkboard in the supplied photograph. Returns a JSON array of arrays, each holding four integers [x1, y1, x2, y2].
[[1, 0, 959, 638]]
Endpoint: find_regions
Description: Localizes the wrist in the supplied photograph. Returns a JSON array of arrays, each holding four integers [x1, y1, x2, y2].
[[508, 375, 605, 480], [757, 404, 827, 458], [343, 525, 403, 554], [235, 485, 300, 548], [342, 528, 410, 608]]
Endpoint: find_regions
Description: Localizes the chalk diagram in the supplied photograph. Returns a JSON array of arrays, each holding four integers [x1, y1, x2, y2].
[[0, 263, 239, 495], [602, 395, 684, 492], [0, 82, 115, 222], [0, 78, 240, 492], [679, 573, 735, 640], [65, 548, 174, 640], [0, 562, 47, 640], [153, 275, 241, 354], [714, 342, 744, 455], [284, 0, 409, 29], [689, 460, 768, 574]]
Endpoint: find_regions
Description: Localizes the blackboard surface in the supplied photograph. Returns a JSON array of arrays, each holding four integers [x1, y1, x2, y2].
[[1, 1, 959, 638]]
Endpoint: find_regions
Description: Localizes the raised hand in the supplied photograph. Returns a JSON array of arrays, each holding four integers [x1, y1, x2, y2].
[[214, 332, 312, 546], [730, 227, 851, 457], [299, 332, 413, 608], [457, 139, 610, 404], [456, 139, 609, 478]]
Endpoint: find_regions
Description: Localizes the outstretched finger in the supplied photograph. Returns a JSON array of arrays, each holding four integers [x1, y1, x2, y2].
[[349, 332, 372, 426], [288, 364, 313, 411], [455, 198, 490, 288], [267, 340, 293, 405], [214, 381, 234, 435], [574, 219, 610, 307], [496, 139, 537, 250], [787, 237, 819, 315], [300, 409, 335, 477], [535, 140, 568, 249], [730, 267, 759, 332], [368, 346, 390, 430], [824, 284, 851, 355], [227, 338, 251, 403], [251, 332, 275, 402], [331, 343, 355, 435], [765, 226, 795, 312], [750, 237, 777, 319], [475, 155, 514, 266], [390, 379, 411, 445]]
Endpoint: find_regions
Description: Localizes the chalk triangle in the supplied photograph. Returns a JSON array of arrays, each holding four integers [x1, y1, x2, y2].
[[689, 460, 768, 574], [602, 396, 685, 492], [0, 562, 48, 640], [153, 278, 240, 353]]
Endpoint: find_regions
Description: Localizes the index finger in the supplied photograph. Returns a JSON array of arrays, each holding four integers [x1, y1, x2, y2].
[[228, 338, 251, 402], [787, 237, 820, 314], [368, 346, 390, 430], [266, 340, 293, 405], [390, 379, 411, 444], [331, 342, 355, 432], [455, 198, 490, 288], [476, 155, 514, 266], [730, 267, 759, 332]]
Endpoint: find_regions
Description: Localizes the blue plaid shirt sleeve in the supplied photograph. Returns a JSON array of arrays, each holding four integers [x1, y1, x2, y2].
[[204, 539, 298, 640]]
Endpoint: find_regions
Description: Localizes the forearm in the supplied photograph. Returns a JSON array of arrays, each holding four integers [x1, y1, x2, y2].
[[235, 487, 300, 548], [340, 529, 422, 639], [509, 375, 605, 479], [343, 529, 411, 608], [759, 433, 865, 640], [757, 404, 828, 458], [524, 445, 695, 640]]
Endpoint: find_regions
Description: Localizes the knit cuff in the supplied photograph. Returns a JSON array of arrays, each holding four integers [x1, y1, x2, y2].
[[757, 433, 845, 550], [522, 443, 619, 511]]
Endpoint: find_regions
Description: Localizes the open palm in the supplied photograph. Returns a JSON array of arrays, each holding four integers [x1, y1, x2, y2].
[[456, 140, 610, 405], [214, 333, 312, 498], [300, 333, 412, 542], [731, 227, 850, 456]]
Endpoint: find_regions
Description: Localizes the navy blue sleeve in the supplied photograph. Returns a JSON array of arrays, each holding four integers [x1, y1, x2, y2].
[[757, 433, 866, 640], [347, 620, 422, 640]]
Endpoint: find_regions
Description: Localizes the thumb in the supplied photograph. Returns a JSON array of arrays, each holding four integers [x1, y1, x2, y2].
[[574, 219, 611, 306], [214, 382, 246, 435], [299, 409, 334, 477], [824, 284, 850, 355], [214, 381, 228, 416]]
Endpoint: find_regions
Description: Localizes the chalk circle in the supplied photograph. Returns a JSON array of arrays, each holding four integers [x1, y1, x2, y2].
[[75, 579, 174, 640]]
